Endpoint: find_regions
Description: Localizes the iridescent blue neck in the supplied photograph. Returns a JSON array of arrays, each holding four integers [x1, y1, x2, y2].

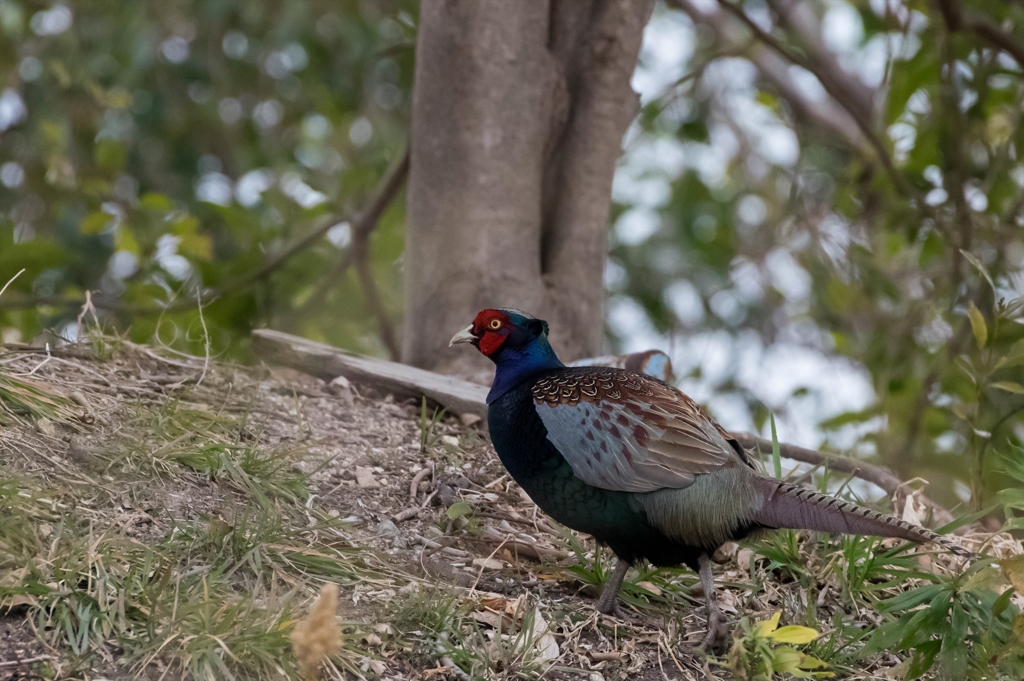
[[487, 337, 564, 403]]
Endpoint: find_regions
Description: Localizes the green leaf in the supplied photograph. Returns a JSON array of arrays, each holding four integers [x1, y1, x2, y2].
[[960, 250, 995, 292], [991, 381, 1024, 395], [769, 625, 821, 644], [967, 301, 987, 348], [94, 139, 126, 171], [80, 212, 112, 235], [753, 611, 781, 637], [993, 586, 1015, 618], [906, 640, 941, 679], [995, 339, 1024, 371], [878, 584, 943, 613], [178, 232, 213, 260], [140, 192, 173, 212], [116, 225, 139, 254], [446, 502, 472, 520]]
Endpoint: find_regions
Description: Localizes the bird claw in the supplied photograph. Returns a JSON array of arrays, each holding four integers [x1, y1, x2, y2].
[[595, 599, 626, 619], [699, 608, 728, 654]]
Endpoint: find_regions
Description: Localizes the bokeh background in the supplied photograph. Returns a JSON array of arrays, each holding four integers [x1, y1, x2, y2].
[[1, 0, 1023, 516]]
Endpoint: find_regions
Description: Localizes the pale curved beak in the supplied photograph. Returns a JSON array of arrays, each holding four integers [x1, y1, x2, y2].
[[448, 325, 477, 347]]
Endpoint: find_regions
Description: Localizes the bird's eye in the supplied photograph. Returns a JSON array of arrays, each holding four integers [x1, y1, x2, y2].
[[488, 319, 502, 330]]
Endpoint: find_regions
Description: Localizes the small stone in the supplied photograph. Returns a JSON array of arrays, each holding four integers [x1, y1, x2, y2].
[[376, 519, 400, 538], [328, 375, 354, 405], [67, 435, 98, 464], [460, 413, 482, 427], [35, 417, 57, 438], [441, 435, 460, 447], [355, 466, 380, 488], [471, 557, 504, 570]]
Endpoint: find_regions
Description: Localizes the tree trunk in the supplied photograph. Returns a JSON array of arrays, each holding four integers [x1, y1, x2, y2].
[[402, 0, 655, 377]]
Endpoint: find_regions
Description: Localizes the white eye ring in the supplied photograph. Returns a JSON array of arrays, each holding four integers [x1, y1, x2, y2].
[[488, 319, 501, 329]]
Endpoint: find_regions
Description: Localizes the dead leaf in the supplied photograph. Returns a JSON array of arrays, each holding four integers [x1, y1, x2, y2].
[[588, 651, 625, 662], [635, 580, 661, 596], [901, 493, 923, 526], [1000, 555, 1024, 594], [532, 608, 560, 661], [480, 595, 508, 611]]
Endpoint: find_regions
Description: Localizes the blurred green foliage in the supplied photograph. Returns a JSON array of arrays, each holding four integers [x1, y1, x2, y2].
[[1, 0, 1024, 515], [0, 0, 413, 357], [612, 1, 1024, 512]]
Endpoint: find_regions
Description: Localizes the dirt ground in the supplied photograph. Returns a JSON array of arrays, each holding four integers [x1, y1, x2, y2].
[[0, 339, 1018, 680]]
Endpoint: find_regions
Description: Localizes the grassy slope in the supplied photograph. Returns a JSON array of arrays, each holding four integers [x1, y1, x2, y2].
[[0, 339, 1021, 681]]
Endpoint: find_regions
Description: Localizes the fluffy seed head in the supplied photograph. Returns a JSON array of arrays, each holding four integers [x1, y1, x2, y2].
[[291, 582, 341, 680]]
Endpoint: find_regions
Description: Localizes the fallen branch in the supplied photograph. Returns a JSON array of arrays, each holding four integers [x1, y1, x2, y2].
[[252, 328, 954, 524]]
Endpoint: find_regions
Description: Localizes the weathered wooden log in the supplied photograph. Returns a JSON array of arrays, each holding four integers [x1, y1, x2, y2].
[[252, 329, 488, 418]]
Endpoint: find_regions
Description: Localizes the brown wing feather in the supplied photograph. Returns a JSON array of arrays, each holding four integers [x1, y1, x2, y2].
[[532, 368, 753, 493]]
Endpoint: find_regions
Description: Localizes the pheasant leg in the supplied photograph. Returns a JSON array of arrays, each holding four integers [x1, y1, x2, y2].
[[698, 553, 724, 651], [595, 558, 629, 618]]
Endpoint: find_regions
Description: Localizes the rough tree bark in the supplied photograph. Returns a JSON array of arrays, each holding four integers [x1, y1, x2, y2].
[[402, 0, 656, 376]]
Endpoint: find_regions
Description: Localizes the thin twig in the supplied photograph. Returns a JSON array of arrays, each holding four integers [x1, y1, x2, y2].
[[194, 288, 211, 389], [290, 148, 411, 327], [0, 267, 25, 301], [409, 467, 432, 503], [354, 238, 400, 360], [0, 655, 53, 669], [468, 534, 512, 596]]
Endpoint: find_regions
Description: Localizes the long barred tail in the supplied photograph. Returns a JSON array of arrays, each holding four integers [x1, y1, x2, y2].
[[751, 478, 973, 559]]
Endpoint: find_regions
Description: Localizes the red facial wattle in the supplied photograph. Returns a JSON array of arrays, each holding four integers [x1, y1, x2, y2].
[[477, 329, 508, 356], [472, 309, 512, 356]]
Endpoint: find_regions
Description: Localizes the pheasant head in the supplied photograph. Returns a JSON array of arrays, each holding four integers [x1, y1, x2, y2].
[[449, 308, 563, 402]]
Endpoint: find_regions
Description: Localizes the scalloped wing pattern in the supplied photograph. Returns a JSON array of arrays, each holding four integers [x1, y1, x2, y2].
[[531, 368, 741, 493]]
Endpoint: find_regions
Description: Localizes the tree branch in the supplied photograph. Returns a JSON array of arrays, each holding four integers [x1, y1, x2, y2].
[[936, 0, 1024, 68], [354, 238, 401, 361], [676, 0, 913, 198], [666, 0, 867, 151], [2, 149, 410, 317], [765, 0, 875, 121], [283, 149, 410, 351]]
